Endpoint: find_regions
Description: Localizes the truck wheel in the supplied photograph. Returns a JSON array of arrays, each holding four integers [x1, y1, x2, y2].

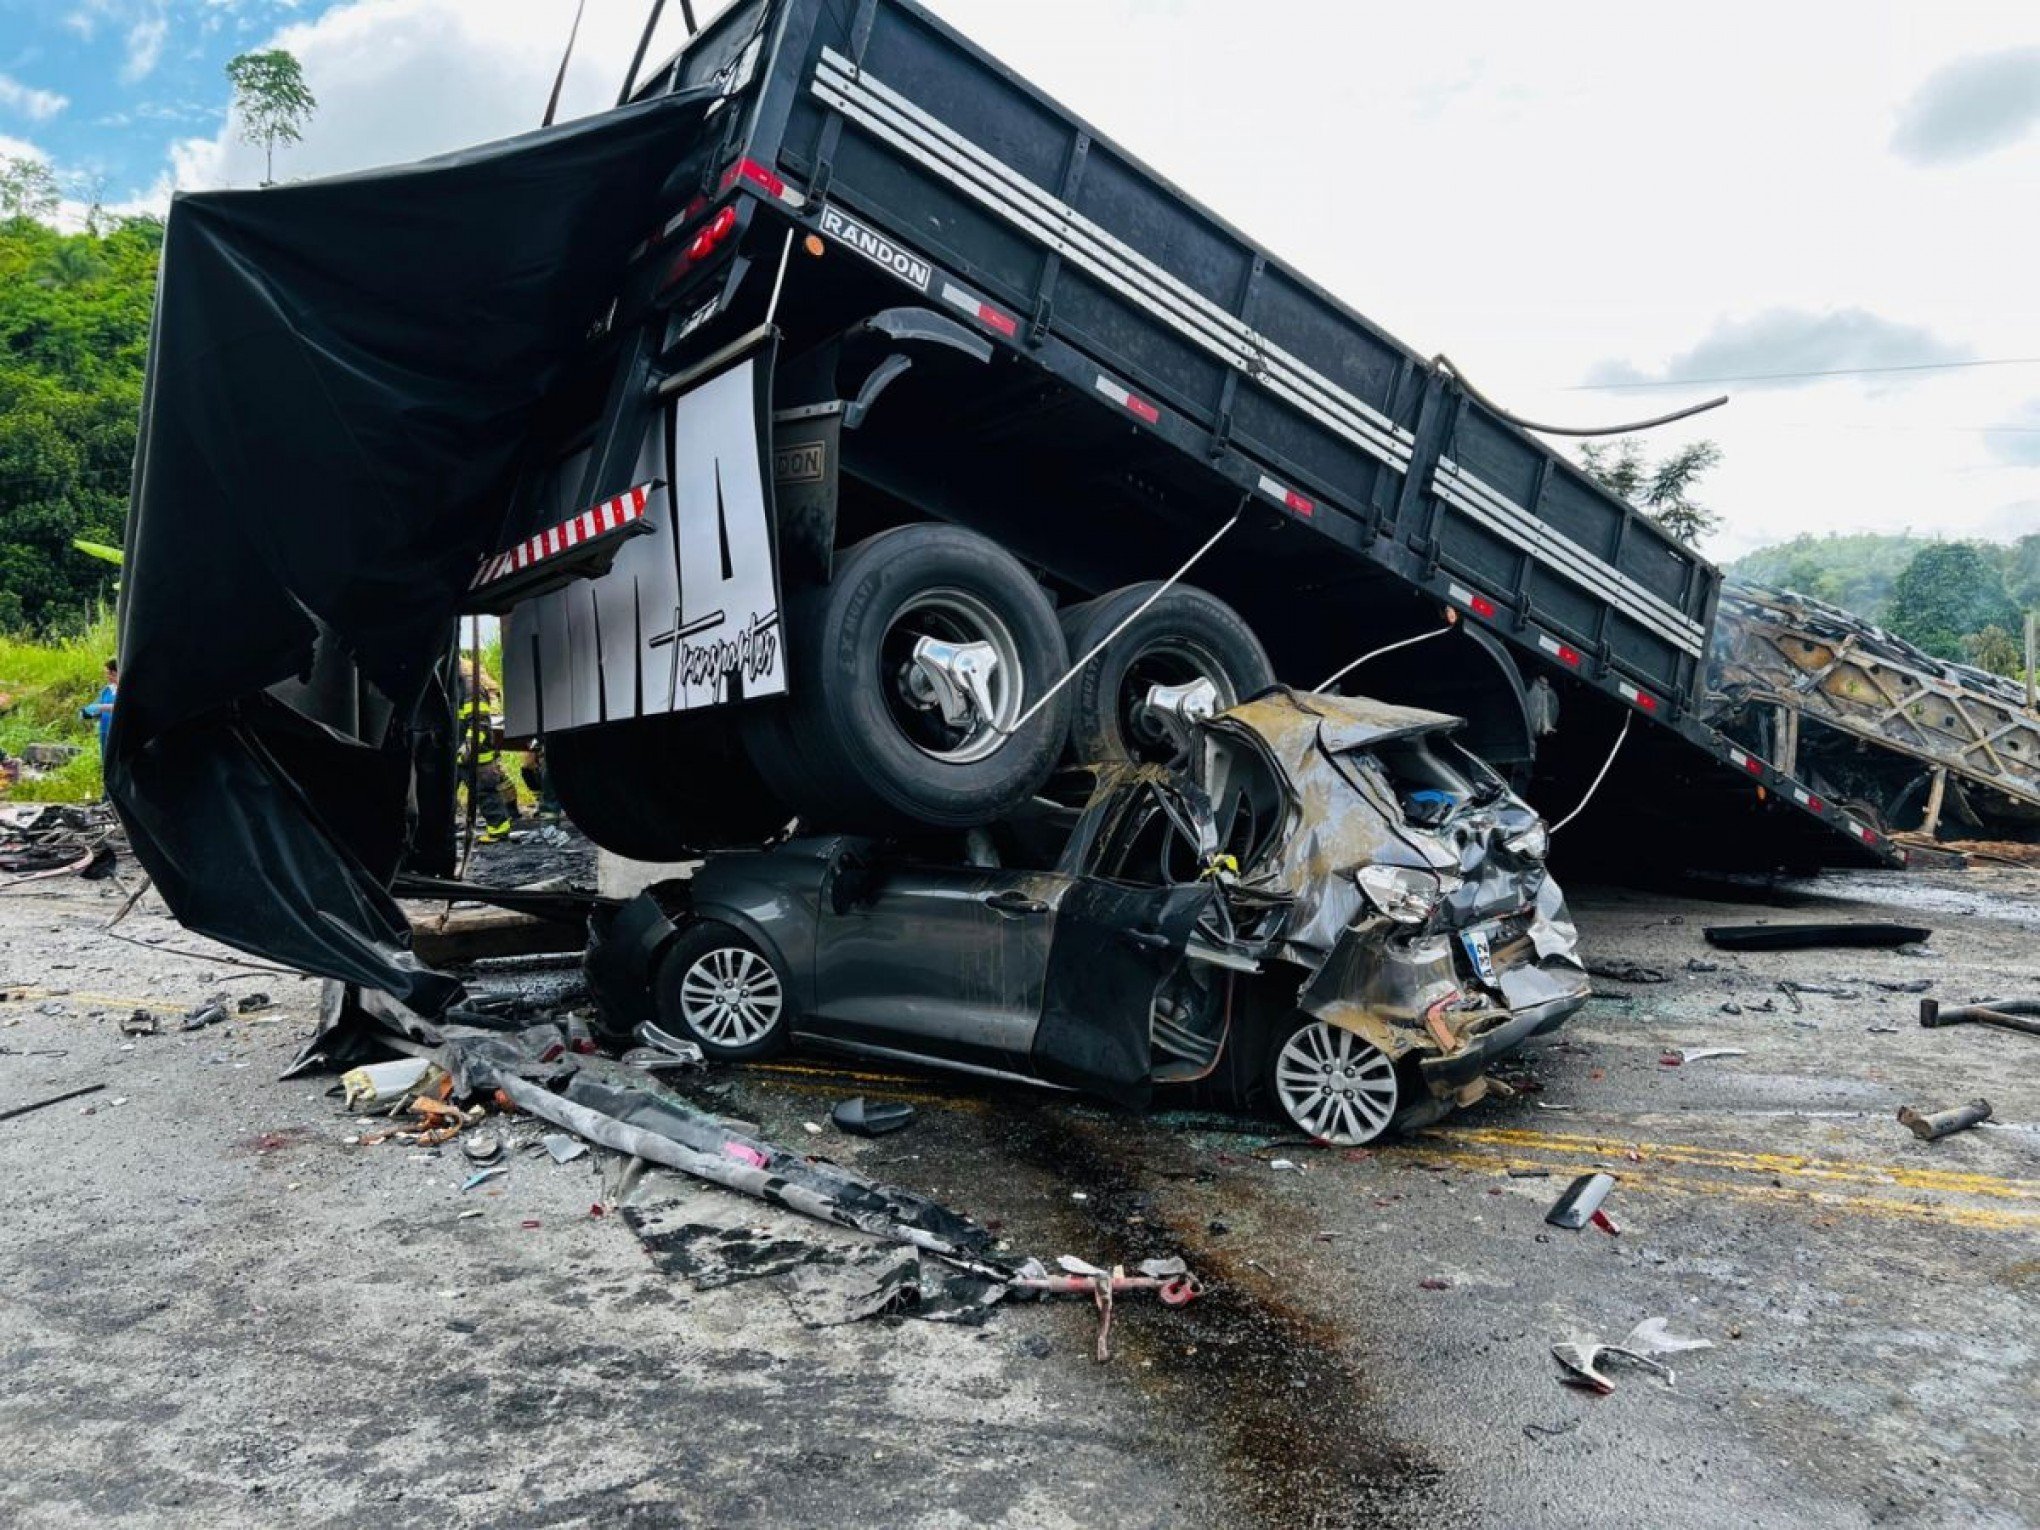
[[1058, 582, 1274, 764], [653, 920, 792, 1061], [546, 711, 791, 863], [1264, 1013, 1400, 1146], [742, 523, 1070, 830]]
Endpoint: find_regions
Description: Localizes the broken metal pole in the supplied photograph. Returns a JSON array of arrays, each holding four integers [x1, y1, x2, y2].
[[1897, 1099, 1992, 1141], [1920, 997, 2040, 1038]]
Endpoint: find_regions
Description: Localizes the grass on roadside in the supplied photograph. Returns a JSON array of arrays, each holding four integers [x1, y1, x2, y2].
[[0, 612, 117, 802]]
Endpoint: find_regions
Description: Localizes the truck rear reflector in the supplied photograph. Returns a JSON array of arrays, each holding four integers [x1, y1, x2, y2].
[[467, 482, 656, 610]]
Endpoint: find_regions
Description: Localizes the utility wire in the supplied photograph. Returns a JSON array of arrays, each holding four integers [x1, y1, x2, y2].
[[1571, 357, 2040, 391]]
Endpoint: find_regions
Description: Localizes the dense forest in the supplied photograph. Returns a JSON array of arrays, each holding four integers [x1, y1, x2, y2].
[[0, 208, 160, 632]]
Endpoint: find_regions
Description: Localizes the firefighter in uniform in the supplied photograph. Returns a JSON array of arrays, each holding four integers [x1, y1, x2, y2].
[[458, 660, 516, 844]]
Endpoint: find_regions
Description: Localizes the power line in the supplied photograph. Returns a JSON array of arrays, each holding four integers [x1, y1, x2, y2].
[[1569, 357, 2040, 390]]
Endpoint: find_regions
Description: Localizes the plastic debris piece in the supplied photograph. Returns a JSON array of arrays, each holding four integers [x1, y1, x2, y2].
[[721, 1141, 768, 1169], [120, 1009, 160, 1037], [1589, 1208, 1621, 1235], [1546, 1172, 1616, 1230], [340, 1056, 436, 1111], [1552, 1317, 1713, 1394], [520, 1219, 541, 1229], [1269, 1158, 1304, 1172], [461, 1166, 508, 1192], [1679, 1047, 1747, 1063], [236, 992, 274, 1013], [542, 1134, 589, 1164], [461, 1132, 503, 1164], [180, 1000, 229, 1032], [802, 1121, 824, 1135], [1418, 1276, 1453, 1290], [831, 1096, 917, 1137], [458, 1209, 483, 1220]]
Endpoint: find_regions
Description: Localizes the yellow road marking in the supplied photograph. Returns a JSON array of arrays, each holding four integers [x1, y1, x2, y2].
[[0, 987, 167, 1012], [1438, 1125, 2040, 1203], [1410, 1146, 2040, 1233]]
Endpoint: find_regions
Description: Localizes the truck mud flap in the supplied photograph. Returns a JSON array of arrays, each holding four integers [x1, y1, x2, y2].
[[1031, 881, 1215, 1109], [504, 336, 790, 738]]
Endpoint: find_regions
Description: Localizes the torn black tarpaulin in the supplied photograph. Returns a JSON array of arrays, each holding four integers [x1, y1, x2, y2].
[[109, 90, 715, 1010]]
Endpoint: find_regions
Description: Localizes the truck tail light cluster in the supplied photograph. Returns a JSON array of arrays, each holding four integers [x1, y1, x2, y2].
[[686, 205, 739, 265]]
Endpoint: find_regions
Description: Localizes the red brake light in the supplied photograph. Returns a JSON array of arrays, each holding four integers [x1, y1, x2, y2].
[[686, 205, 738, 264]]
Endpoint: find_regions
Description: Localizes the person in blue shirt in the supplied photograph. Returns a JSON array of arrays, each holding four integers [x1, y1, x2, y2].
[[81, 658, 118, 760]]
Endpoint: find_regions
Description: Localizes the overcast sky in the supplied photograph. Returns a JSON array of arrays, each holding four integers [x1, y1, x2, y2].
[[3, 0, 2035, 561]]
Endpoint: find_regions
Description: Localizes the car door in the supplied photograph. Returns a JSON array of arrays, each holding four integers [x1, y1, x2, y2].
[[808, 844, 1074, 1074]]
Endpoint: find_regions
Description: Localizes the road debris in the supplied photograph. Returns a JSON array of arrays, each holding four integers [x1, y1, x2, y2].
[[1553, 1317, 1714, 1394], [1704, 922, 1932, 952], [461, 1133, 504, 1164], [1678, 1047, 1747, 1064], [180, 998, 229, 1031], [1898, 1099, 1993, 1141], [120, 1009, 160, 1037], [541, 1133, 589, 1164], [339, 1057, 439, 1111], [1920, 997, 2040, 1039], [461, 1166, 509, 1192], [0, 1083, 107, 1122], [832, 1096, 916, 1137], [1586, 959, 1671, 984], [1546, 1172, 1617, 1230]]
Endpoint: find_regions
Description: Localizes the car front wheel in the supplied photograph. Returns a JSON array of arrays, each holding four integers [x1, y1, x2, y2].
[[1266, 1014, 1401, 1145], [653, 921, 793, 1061]]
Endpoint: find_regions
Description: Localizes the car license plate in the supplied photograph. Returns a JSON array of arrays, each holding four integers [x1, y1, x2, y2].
[[1459, 927, 1498, 986]]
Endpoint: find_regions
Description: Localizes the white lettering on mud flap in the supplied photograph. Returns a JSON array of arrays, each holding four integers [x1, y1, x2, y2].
[[504, 353, 787, 735], [818, 206, 932, 290]]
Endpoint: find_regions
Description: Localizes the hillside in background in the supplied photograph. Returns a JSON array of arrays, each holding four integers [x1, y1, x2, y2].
[[1728, 532, 2040, 674]]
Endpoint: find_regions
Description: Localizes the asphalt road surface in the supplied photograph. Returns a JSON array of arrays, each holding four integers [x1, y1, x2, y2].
[[0, 858, 2034, 1527]]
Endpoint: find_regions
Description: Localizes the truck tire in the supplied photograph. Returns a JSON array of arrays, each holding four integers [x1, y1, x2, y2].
[[1057, 582, 1274, 764], [546, 710, 791, 863], [743, 523, 1071, 831]]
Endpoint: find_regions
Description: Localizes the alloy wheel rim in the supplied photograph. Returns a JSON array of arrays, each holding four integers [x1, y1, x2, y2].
[[677, 946, 783, 1046], [1274, 1021, 1398, 1145]]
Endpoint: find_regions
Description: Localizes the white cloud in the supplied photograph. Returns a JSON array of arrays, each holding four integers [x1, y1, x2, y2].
[[123, 11, 170, 83], [168, 0, 686, 191], [0, 73, 70, 123], [1892, 47, 2040, 165]]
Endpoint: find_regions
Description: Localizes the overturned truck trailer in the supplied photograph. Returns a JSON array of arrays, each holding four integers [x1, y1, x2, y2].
[[110, 0, 1894, 1002]]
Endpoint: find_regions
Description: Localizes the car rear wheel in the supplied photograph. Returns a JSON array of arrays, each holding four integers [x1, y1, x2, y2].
[[1057, 582, 1274, 764], [1265, 1013, 1401, 1145], [653, 921, 792, 1061], [743, 523, 1070, 831]]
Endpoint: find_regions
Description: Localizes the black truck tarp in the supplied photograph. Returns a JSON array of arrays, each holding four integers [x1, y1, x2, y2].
[[110, 91, 714, 1010]]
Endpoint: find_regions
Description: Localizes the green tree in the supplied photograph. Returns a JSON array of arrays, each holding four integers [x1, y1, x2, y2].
[[1962, 624, 2024, 677], [225, 49, 317, 186], [1577, 437, 1724, 545], [1886, 542, 2019, 661], [0, 213, 160, 629], [0, 156, 60, 221]]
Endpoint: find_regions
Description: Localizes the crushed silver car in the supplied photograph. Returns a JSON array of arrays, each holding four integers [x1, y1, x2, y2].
[[588, 689, 1589, 1145]]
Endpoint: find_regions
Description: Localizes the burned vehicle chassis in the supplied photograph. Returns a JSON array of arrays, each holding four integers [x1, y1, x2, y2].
[[589, 691, 1588, 1145]]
